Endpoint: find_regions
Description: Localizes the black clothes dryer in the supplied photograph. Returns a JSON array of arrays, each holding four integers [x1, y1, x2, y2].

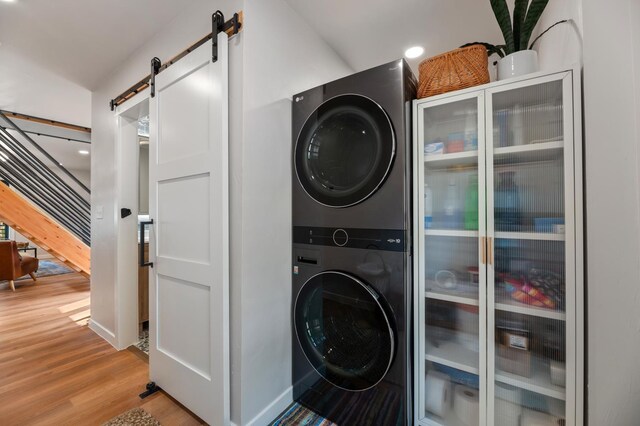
[[292, 59, 416, 230], [291, 60, 415, 425]]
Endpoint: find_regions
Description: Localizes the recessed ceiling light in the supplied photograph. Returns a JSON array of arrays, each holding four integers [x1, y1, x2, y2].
[[1, 0, 17, 3], [405, 46, 424, 59], [78, 150, 89, 155]]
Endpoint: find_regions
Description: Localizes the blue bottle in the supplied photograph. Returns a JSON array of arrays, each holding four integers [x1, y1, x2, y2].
[[495, 171, 521, 232]]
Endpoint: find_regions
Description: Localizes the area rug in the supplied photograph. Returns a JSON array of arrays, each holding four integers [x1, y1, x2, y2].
[[102, 408, 161, 426], [270, 403, 337, 426], [33, 259, 74, 278], [136, 329, 149, 354], [2, 260, 74, 287]]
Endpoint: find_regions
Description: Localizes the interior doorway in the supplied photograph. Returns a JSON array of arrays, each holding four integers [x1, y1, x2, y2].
[[136, 118, 150, 353], [114, 92, 151, 351]]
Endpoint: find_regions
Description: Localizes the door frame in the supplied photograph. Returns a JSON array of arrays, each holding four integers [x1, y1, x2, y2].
[[113, 89, 150, 350]]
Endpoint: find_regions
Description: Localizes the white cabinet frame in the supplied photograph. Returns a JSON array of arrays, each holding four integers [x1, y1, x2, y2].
[[413, 68, 583, 426]]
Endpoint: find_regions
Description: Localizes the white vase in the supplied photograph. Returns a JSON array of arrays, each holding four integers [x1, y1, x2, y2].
[[497, 50, 539, 80]]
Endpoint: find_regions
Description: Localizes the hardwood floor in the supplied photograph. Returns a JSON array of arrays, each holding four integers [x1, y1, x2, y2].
[[0, 272, 203, 425]]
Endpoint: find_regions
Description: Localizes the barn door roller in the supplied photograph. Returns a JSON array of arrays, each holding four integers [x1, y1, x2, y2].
[[149, 57, 162, 98], [212, 10, 240, 63]]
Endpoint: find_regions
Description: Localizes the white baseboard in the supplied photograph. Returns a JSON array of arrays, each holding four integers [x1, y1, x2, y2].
[[245, 386, 292, 426], [89, 319, 117, 349]]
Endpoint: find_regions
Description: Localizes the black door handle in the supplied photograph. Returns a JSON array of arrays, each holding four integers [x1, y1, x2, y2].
[[139, 219, 154, 267]]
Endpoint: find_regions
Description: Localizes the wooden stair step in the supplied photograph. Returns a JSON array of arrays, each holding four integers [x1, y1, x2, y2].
[[0, 181, 90, 276]]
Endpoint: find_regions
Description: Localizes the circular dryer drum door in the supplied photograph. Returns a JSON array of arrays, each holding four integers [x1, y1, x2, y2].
[[294, 271, 395, 391], [294, 94, 395, 208]]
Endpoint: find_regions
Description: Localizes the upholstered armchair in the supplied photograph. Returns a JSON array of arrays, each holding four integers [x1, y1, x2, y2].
[[0, 241, 39, 291]]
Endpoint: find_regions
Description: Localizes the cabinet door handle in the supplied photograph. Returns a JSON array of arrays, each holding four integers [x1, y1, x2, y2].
[[488, 237, 494, 265], [481, 236, 486, 264]]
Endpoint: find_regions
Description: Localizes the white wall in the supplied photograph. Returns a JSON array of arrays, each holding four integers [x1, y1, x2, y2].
[[534, 0, 583, 71], [237, 2, 351, 423], [583, 0, 640, 424], [0, 46, 92, 127]]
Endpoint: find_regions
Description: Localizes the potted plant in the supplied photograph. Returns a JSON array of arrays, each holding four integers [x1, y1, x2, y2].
[[465, 0, 567, 80]]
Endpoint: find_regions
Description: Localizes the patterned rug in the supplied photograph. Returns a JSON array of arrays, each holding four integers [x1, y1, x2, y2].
[[2, 260, 74, 288], [136, 328, 149, 354], [102, 408, 161, 426], [272, 380, 403, 426], [102, 408, 162, 426], [33, 259, 74, 278], [270, 403, 336, 426]]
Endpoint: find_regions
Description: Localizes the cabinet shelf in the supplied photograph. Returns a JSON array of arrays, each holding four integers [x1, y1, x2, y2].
[[425, 229, 479, 238], [425, 327, 479, 375], [422, 409, 469, 426], [495, 355, 566, 401], [425, 289, 479, 307], [494, 141, 564, 165], [424, 150, 478, 168], [495, 296, 566, 321], [495, 231, 564, 241]]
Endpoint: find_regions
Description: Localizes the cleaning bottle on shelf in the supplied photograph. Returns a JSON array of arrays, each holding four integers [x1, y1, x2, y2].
[[495, 171, 521, 231], [443, 177, 460, 229], [464, 175, 479, 230], [511, 103, 525, 146], [424, 184, 433, 229]]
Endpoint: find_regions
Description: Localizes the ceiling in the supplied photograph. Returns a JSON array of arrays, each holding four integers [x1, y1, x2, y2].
[[284, 0, 504, 75], [0, 0, 194, 175], [0, 0, 195, 90]]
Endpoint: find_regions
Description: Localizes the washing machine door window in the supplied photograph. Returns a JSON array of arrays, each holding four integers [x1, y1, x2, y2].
[[294, 94, 395, 208], [294, 271, 395, 392]]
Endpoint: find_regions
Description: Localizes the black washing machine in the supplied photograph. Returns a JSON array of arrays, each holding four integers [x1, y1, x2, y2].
[[292, 230, 409, 426], [292, 59, 416, 229], [291, 60, 415, 425]]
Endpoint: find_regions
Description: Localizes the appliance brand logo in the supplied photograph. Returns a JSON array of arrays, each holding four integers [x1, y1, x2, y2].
[[294, 95, 304, 103], [387, 238, 401, 244]]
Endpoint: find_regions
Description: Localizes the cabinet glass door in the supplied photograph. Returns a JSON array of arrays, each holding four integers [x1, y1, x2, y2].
[[416, 92, 486, 426], [487, 75, 574, 425]]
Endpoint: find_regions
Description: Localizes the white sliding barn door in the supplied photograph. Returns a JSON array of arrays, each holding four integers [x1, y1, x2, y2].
[[148, 32, 229, 425]]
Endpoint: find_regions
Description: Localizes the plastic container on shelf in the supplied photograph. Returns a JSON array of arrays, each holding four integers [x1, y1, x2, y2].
[[443, 178, 461, 229], [447, 132, 465, 153], [424, 184, 433, 229], [463, 108, 478, 152], [511, 104, 525, 146]]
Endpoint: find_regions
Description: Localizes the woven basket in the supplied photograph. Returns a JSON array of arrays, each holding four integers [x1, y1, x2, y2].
[[418, 45, 490, 98]]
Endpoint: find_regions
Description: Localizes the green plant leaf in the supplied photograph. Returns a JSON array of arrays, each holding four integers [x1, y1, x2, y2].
[[460, 42, 506, 58], [521, 0, 550, 50], [490, 0, 515, 54], [513, 0, 529, 50], [529, 19, 569, 49]]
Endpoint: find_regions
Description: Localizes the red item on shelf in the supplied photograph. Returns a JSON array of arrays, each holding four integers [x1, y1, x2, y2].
[[502, 276, 552, 308], [445, 139, 464, 153]]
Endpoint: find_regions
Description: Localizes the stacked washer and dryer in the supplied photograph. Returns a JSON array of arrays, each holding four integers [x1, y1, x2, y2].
[[291, 60, 417, 425]]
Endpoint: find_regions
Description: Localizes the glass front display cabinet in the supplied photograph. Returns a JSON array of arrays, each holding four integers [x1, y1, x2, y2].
[[413, 70, 582, 426]]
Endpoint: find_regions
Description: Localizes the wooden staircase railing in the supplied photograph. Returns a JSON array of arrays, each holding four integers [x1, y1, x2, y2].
[[0, 182, 90, 276]]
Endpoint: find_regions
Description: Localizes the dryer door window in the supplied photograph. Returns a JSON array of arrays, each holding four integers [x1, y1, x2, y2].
[[294, 95, 395, 208], [294, 271, 395, 391]]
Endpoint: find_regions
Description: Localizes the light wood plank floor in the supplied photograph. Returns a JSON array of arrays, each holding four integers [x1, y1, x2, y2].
[[0, 272, 204, 425]]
